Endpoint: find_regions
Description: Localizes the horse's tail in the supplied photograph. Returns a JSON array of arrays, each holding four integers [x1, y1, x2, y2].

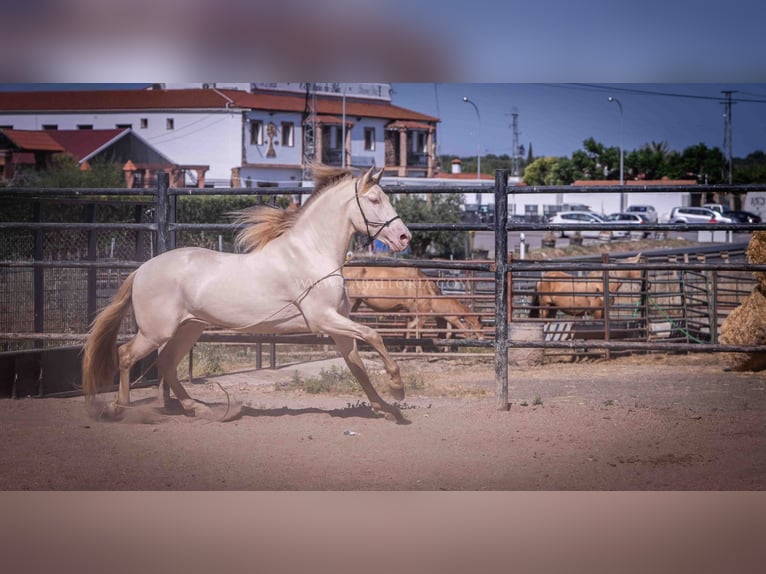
[[81, 271, 136, 404]]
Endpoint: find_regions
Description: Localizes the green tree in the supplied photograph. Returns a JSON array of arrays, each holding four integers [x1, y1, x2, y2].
[[733, 151, 766, 184], [626, 141, 670, 180], [523, 157, 570, 185], [665, 143, 724, 184], [7, 153, 125, 188], [393, 193, 466, 258]]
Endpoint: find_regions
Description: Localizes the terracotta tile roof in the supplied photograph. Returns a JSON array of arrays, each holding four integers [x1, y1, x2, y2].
[[221, 89, 439, 123], [0, 88, 440, 125], [46, 129, 128, 162], [386, 120, 435, 131], [0, 128, 173, 167], [0, 88, 238, 112], [0, 129, 64, 152]]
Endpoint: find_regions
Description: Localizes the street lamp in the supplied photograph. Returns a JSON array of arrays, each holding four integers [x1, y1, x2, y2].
[[608, 96, 625, 210], [463, 96, 481, 185]]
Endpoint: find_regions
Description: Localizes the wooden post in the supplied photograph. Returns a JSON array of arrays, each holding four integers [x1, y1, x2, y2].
[[494, 170, 510, 410]]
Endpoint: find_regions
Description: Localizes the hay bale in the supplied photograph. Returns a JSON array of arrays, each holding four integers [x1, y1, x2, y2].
[[719, 287, 766, 371], [747, 231, 766, 291]]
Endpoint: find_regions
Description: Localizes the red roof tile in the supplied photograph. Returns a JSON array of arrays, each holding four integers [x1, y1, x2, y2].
[[47, 129, 128, 162], [0, 88, 440, 124], [221, 89, 439, 123], [0, 129, 64, 151], [386, 120, 435, 131], [0, 128, 148, 163], [0, 88, 237, 112]]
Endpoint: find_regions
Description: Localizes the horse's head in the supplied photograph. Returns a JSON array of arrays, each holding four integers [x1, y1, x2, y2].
[[603, 253, 644, 292], [462, 314, 485, 339], [352, 166, 411, 251]]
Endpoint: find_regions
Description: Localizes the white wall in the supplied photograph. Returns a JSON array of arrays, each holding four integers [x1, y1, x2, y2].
[[2, 110, 243, 185]]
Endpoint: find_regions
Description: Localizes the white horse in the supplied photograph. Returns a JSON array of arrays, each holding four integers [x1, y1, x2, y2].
[[81, 165, 412, 422]]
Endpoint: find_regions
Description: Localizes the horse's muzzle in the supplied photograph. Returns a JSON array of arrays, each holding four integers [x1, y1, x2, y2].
[[383, 221, 412, 252]]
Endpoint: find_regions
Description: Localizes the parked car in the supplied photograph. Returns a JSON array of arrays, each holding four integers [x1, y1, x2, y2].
[[669, 206, 733, 224], [606, 212, 650, 238], [625, 205, 658, 223], [721, 209, 761, 224], [547, 211, 607, 238]]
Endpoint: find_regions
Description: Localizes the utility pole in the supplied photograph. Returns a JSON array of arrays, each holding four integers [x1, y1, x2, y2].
[[302, 83, 317, 185], [508, 111, 521, 177], [722, 90, 735, 185]]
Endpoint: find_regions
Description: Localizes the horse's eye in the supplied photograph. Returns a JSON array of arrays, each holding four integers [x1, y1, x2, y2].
[[370, 197, 381, 205]]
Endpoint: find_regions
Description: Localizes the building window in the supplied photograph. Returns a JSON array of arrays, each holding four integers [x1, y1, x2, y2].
[[166, 118, 174, 130], [77, 124, 93, 130], [417, 132, 427, 153], [42, 124, 58, 130], [140, 118, 148, 129], [281, 122, 294, 147], [250, 120, 263, 145], [116, 123, 132, 130], [364, 127, 375, 151]]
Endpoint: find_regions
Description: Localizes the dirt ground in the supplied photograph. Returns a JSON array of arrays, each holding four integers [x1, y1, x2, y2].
[[1, 351, 764, 490]]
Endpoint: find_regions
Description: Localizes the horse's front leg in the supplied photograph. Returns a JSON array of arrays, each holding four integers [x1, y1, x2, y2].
[[319, 311, 405, 401], [331, 334, 407, 423]]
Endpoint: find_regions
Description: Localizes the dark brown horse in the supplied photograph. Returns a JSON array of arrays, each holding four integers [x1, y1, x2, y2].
[[529, 254, 642, 319], [343, 266, 483, 345]]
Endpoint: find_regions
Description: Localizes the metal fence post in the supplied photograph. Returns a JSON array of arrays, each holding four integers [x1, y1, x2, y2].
[[86, 203, 98, 325], [494, 170, 510, 410], [156, 172, 170, 254], [33, 202, 44, 349]]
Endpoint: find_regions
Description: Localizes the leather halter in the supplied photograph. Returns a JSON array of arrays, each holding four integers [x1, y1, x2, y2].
[[354, 180, 401, 248]]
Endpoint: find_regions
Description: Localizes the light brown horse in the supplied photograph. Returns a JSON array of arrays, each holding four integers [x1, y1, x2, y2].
[[343, 266, 484, 346], [528, 254, 642, 319]]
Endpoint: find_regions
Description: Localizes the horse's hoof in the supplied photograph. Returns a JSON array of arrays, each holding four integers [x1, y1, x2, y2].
[[181, 400, 214, 418], [389, 385, 405, 401]]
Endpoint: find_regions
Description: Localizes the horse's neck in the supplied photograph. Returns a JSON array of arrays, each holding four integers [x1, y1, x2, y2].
[[283, 185, 354, 266]]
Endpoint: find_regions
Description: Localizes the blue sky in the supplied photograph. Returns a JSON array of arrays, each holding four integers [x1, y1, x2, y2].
[[391, 83, 766, 160]]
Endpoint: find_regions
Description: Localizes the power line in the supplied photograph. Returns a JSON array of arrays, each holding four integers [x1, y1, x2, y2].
[[543, 83, 766, 104]]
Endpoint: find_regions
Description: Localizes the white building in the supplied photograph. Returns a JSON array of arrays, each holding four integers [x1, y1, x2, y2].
[[0, 83, 440, 187]]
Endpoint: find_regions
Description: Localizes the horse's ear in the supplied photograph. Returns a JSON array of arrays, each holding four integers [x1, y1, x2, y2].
[[372, 168, 384, 184], [359, 165, 374, 190]]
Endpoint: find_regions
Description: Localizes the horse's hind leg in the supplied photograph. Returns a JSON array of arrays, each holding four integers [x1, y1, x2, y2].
[[117, 331, 160, 407], [156, 321, 209, 415]]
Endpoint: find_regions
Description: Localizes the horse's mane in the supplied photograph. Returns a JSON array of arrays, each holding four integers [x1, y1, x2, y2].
[[233, 164, 355, 253]]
